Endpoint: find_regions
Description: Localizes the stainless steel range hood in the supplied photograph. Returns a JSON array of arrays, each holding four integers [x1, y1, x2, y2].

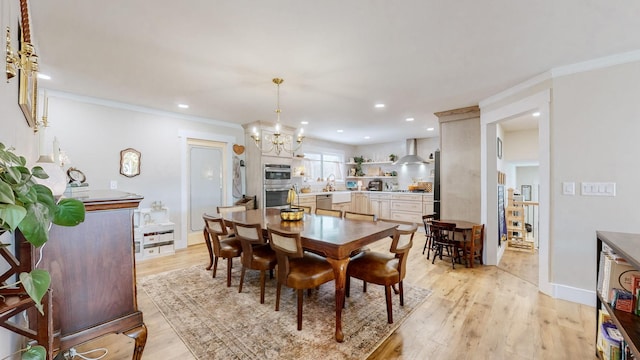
[[393, 139, 427, 165]]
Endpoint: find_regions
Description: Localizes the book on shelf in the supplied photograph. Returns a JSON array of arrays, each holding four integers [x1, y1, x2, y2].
[[600, 252, 640, 303], [610, 288, 634, 313], [600, 322, 623, 360]]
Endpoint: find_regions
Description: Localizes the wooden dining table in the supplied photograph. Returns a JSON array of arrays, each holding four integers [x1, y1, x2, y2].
[[432, 219, 480, 268], [216, 208, 399, 342]]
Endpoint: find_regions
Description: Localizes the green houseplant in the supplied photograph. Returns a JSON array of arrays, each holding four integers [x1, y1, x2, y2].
[[0, 142, 86, 359]]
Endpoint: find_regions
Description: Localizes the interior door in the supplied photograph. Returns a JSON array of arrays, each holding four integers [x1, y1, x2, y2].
[[187, 139, 227, 245]]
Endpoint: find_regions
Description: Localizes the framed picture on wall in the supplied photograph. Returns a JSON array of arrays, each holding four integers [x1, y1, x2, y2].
[[497, 137, 503, 159]]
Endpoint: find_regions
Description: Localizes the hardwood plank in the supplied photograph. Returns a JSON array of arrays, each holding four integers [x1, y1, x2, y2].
[[69, 238, 595, 359]]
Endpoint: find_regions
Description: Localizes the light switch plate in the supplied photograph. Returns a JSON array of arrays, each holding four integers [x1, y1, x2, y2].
[[581, 182, 616, 196], [562, 182, 575, 195]]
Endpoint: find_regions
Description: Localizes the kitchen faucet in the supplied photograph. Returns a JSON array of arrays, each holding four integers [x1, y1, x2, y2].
[[326, 174, 336, 191]]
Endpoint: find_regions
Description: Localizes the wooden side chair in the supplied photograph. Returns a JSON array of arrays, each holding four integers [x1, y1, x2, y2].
[[233, 222, 277, 304], [346, 223, 418, 324], [421, 214, 436, 258], [430, 221, 460, 269], [315, 208, 343, 218], [267, 226, 335, 331], [202, 214, 242, 286], [344, 211, 376, 221], [460, 224, 484, 268]]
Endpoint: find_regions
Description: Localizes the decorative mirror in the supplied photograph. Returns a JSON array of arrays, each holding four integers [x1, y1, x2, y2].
[[120, 148, 141, 177]]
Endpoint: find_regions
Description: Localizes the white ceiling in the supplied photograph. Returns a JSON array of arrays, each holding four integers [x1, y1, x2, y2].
[[27, 1, 640, 145]]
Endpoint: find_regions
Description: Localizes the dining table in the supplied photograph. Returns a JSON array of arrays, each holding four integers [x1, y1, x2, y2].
[[432, 219, 480, 268], [216, 207, 399, 342]]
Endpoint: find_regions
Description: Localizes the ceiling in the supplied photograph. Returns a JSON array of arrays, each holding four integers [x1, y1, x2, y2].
[[27, 1, 640, 145]]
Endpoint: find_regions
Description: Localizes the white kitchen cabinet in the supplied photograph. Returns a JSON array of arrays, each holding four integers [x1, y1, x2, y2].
[[369, 193, 390, 220], [351, 192, 369, 213], [332, 201, 351, 214], [423, 194, 434, 215], [389, 193, 423, 224]]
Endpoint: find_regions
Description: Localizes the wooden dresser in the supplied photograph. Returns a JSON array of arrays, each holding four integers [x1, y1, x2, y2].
[[20, 190, 146, 358]]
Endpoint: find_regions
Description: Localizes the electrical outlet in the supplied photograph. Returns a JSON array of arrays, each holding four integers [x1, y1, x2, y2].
[[110, 180, 118, 189]]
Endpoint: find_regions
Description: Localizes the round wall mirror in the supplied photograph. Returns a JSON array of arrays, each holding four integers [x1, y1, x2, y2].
[[120, 148, 141, 177]]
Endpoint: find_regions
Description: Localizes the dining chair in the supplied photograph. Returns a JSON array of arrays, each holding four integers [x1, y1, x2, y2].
[[291, 205, 311, 214], [344, 211, 377, 221], [233, 222, 277, 304], [430, 221, 460, 269], [460, 224, 484, 267], [267, 226, 335, 331], [315, 208, 343, 218], [421, 214, 436, 258], [346, 223, 418, 324], [202, 214, 243, 286], [217, 205, 247, 235]]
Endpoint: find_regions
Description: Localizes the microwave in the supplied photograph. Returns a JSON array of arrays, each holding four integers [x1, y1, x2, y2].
[[264, 164, 291, 185]]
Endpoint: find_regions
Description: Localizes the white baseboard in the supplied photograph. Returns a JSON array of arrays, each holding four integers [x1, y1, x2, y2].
[[553, 283, 596, 307]]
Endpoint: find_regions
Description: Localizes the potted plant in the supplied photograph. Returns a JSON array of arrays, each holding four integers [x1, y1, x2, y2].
[[353, 156, 365, 177], [0, 142, 86, 359]]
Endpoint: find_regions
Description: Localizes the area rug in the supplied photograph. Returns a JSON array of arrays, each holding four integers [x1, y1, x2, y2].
[[138, 264, 431, 360]]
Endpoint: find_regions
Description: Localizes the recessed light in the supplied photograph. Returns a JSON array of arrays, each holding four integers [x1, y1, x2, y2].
[[301, 121, 309, 125], [532, 112, 541, 117], [406, 117, 414, 122], [337, 129, 344, 133], [364, 136, 370, 139], [427, 127, 434, 131], [178, 104, 189, 109], [374, 103, 385, 108], [37, 73, 51, 80]]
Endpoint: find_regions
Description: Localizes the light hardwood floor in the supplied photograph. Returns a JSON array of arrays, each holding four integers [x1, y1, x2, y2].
[[71, 236, 596, 360]]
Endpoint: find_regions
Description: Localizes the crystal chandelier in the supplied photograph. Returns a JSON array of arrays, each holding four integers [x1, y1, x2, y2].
[[250, 78, 304, 155]]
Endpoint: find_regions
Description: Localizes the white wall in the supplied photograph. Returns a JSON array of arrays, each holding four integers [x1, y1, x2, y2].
[[504, 129, 539, 163], [551, 60, 640, 291], [44, 94, 245, 249], [354, 137, 439, 190], [0, 2, 41, 353]]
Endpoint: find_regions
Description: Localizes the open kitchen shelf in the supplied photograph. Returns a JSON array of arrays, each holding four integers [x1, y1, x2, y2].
[[346, 161, 394, 165]]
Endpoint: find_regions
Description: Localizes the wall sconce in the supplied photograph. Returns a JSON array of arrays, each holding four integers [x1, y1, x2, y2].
[[5, 26, 38, 81]]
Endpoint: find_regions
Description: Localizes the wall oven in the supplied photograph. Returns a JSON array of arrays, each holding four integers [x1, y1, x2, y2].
[[264, 164, 292, 208]]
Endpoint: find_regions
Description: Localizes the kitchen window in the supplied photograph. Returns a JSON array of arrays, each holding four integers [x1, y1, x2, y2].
[[303, 152, 344, 182]]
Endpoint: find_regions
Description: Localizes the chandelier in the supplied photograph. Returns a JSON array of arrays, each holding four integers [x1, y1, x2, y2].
[[250, 78, 304, 155]]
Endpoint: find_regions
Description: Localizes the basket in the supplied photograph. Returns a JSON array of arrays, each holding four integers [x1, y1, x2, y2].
[[280, 208, 305, 221]]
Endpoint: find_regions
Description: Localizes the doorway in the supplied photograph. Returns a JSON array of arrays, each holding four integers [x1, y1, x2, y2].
[[186, 139, 226, 245], [480, 89, 552, 296], [179, 131, 235, 249]]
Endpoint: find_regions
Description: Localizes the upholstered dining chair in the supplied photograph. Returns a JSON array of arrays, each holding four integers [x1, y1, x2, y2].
[[217, 205, 247, 235], [233, 222, 277, 304], [421, 214, 436, 258], [267, 226, 335, 331], [430, 221, 459, 269], [202, 214, 242, 286], [344, 211, 377, 221], [346, 223, 418, 324], [315, 208, 343, 218], [291, 205, 311, 214]]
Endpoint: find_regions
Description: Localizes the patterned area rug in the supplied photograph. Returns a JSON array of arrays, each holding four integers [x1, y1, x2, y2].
[[138, 264, 431, 360]]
